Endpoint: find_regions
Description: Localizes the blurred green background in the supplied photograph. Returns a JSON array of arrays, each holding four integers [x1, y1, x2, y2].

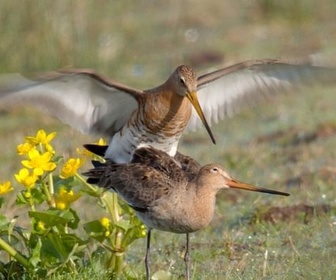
[[1, 1, 336, 279]]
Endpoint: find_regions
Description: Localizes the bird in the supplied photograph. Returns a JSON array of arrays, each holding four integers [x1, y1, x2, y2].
[[0, 59, 335, 163], [83, 146, 289, 280]]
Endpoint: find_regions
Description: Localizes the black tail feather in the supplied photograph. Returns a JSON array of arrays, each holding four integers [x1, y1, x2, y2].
[[83, 144, 108, 157], [86, 177, 100, 184], [91, 160, 104, 168]]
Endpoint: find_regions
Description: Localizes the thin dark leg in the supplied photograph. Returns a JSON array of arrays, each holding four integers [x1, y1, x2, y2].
[[145, 229, 151, 280], [184, 233, 191, 280]]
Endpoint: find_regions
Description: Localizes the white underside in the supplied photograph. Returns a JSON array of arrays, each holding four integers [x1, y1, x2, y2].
[[105, 125, 179, 163]]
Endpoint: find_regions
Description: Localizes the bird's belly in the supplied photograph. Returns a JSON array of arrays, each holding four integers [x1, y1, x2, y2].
[[137, 211, 198, 234], [137, 200, 209, 234], [104, 126, 180, 163]]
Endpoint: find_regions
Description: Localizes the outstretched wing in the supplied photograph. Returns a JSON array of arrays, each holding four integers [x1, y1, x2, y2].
[[0, 69, 142, 136], [187, 59, 336, 130]]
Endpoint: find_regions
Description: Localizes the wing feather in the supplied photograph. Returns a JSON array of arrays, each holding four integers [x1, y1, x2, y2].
[[0, 70, 142, 136], [187, 59, 336, 130]]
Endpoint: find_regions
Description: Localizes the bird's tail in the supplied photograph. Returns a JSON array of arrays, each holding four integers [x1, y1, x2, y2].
[[82, 161, 107, 184], [83, 144, 108, 157]]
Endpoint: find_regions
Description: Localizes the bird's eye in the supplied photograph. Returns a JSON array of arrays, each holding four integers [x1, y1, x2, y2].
[[179, 76, 186, 85], [211, 167, 219, 173]]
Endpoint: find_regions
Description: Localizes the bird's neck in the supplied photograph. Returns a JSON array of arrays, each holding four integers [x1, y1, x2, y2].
[[141, 88, 192, 137], [185, 184, 218, 230]]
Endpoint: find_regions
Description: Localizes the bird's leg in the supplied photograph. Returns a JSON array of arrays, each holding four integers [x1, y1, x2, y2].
[[145, 229, 151, 280], [184, 233, 191, 280]]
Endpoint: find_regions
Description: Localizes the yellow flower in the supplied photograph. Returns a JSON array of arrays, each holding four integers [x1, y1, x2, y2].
[[25, 129, 56, 153], [60, 158, 84, 179], [100, 217, 110, 228], [139, 225, 147, 238], [95, 138, 107, 146], [55, 186, 81, 210], [0, 181, 13, 195], [17, 142, 36, 155], [100, 217, 111, 237], [21, 150, 56, 176], [15, 168, 38, 189], [37, 221, 46, 231]]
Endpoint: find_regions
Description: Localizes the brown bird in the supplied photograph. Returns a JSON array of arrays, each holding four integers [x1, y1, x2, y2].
[[84, 146, 289, 279], [1, 59, 335, 163]]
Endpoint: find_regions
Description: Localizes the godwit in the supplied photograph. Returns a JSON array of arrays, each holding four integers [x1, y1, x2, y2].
[[0, 59, 335, 163], [84, 146, 289, 279]]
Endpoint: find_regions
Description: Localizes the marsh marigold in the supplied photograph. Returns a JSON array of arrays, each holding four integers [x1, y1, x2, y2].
[[25, 129, 56, 153], [21, 150, 56, 176], [15, 168, 38, 189], [17, 142, 36, 155], [55, 186, 81, 210], [60, 158, 84, 179], [0, 180, 13, 195]]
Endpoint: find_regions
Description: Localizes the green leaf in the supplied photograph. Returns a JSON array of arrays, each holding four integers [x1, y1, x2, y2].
[[53, 176, 75, 189], [7, 217, 18, 242], [80, 186, 104, 198], [40, 232, 86, 262], [83, 221, 106, 242], [29, 211, 70, 228], [53, 155, 63, 164], [30, 187, 46, 204], [15, 191, 28, 205], [83, 220, 105, 234], [66, 208, 80, 230], [29, 208, 79, 230], [29, 235, 42, 268], [115, 220, 131, 232], [118, 199, 135, 215], [0, 215, 8, 230]]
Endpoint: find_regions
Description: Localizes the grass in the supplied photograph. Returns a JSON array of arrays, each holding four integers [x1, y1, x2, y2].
[[1, 1, 336, 279]]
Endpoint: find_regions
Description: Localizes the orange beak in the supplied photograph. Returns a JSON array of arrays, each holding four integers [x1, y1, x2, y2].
[[187, 91, 216, 145], [227, 179, 290, 196]]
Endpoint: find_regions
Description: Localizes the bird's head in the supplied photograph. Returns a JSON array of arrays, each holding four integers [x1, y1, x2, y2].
[[198, 164, 290, 196], [171, 65, 216, 144]]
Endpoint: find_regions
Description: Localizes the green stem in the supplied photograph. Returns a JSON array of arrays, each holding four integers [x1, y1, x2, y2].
[[0, 237, 31, 270], [77, 172, 125, 272], [42, 180, 54, 207], [26, 191, 36, 212], [39, 143, 44, 153], [103, 193, 124, 273], [48, 172, 54, 195], [103, 193, 120, 225], [114, 227, 124, 272], [76, 173, 98, 193], [120, 229, 132, 248], [108, 230, 124, 274], [112, 193, 121, 223], [114, 250, 124, 274]]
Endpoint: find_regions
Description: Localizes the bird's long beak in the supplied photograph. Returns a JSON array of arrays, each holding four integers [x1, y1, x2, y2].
[[227, 179, 290, 196], [187, 91, 216, 144]]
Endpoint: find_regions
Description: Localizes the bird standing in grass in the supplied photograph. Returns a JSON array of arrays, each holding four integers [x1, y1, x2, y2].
[[84, 146, 289, 280]]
